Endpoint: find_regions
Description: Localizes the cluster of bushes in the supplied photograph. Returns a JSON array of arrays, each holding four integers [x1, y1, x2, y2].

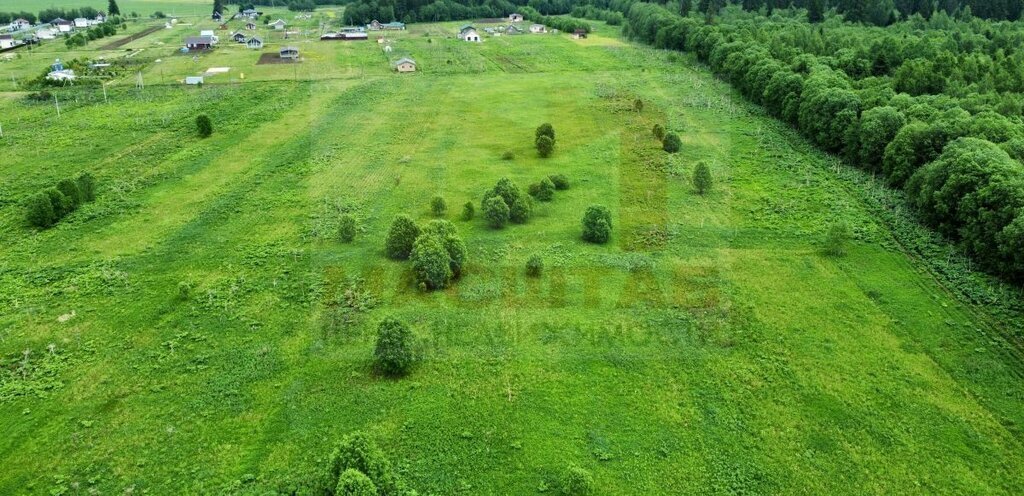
[[528, 174, 569, 201], [385, 216, 467, 291], [570, 5, 624, 25], [330, 432, 408, 495], [25, 173, 96, 228], [619, 3, 1024, 281], [654, 123, 681, 153], [65, 18, 123, 49], [521, 6, 592, 33], [581, 205, 612, 244], [482, 177, 532, 228]]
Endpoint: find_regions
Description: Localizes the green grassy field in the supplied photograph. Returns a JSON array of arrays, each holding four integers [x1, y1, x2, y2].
[[2, 0, 214, 17], [1, 18, 1024, 495]]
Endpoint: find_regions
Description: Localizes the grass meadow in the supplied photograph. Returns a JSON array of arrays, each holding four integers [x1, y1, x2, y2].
[[1, 15, 1023, 495]]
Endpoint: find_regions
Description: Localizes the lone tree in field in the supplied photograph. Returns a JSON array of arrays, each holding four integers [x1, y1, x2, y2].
[[535, 123, 556, 158], [692, 161, 712, 194], [823, 221, 852, 257], [421, 220, 467, 279], [461, 201, 475, 221], [653, 123, 665, 141], [483, 196, 509, 228], [108, 0, 121, 16], [336, 469, 377, 496], [338, 214, 357, 242], [430, 196, 447, 217], [384, 214, 420, 259], [25, 193, 56, 228], [536, 135, 555, 158], [196, 114, 213, 138], [582, 205, 612, 244], [662, 132, 681, 153], [374, 317, 415, 376]]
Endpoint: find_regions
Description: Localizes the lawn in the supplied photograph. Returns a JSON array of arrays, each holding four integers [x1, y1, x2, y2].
[[1, 19, 1023, 495]]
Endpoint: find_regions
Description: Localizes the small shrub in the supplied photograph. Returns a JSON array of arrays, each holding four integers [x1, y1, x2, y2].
[[336, 469, 377, 496], [374, 318, 415, 376], [536, 135, 555, 158], [411, 233, 453, 290], [549, 174, 570, 190], [535, 123, 555, 142], [526, 254, 543, 277], [25, 193, 56, 228], [509, 195, 532, 224], [331, 432, 402, 494], [45, 188, 72, 218], [56, 178, 83, 209], [196, 114, 213, 138], [582, 205, 612, 244], [421, 220, 467, 278], [561, 465, 594, 496], [483, 196, 510, 229], [652, 123, 665, 141], [529, 177, 555, 201], [692, 161, 712, 195], [178, 281, 194, 300], [823, 221, 852, 257], [384, 215, 421, 260], [76, 173, 96, 202], [662, 132, 681, 153], [339, 214, 357, 242], [634, 98, 644, 112], [461, 201, 475, 221], [430, 196, 447, 217], [501, 150, 515, 160]]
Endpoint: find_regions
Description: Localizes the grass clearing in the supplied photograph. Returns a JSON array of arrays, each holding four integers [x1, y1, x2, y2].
[[1, 19, 1023, 495]]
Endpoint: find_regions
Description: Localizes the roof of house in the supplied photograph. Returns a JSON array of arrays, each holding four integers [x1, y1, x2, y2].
[[14, 18, 29, 23], [574, 28, 587, 34], [0, 34, 13, 40], [531, 24, 545, 28], [248, 36, 263, 43], [280, 46, 298, 52], [395, 57, 416, 65], [271, 19, 286, 25], [383, 21, 405, 27], [185, 36, 214, 45], [459, 24, 475, 32]]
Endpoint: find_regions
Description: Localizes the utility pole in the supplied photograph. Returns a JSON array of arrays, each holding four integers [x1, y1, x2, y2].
[[54, 94, 60, 117], [0, 122, 4, 138], [102, 83, 108, 103]]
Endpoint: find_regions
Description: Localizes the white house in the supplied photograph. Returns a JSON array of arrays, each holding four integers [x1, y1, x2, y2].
[[270, 19, 287, 30], [10, 18, 31, 31], [54, 19, 73, 33], [0, 34, 17, 50], [394, 57, 416, 73], [246, 36, 264, 49], [199, 30, 219, 43], [509, 13, 524, 22], [530, 24, 547, 34], [279, 46, 299, 59], [230, 31, 247, 42], [458, 25, 481, 42], [74, 18, 89, 29]]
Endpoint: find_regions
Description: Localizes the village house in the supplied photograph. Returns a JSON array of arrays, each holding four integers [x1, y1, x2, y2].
[[245, 22, 257, 30], [185, 35, 214, 50], [231, 31, 247, 43], [530, 24, 547, 34], [506, 24, 523, 35], [270, 19, 287, 30], [394, 57, 416, 73], [96, 12, 107, 22], [242, 9, 259, 19], [572, 29, 587, 39], [185, 76, 204, 85], [246, 36, 264, 49], [212, 11, 223, 21], [367, 20, 406, 31], [10, 18, 31, 31], [279, 46, 299, 59], [53, 19, 73, 33], [200, 30, 219, 43], [73, 18, 89, 29], [458, 25, 481, 42], [509, 13, 524, 22], [0, 34, 18, 50]]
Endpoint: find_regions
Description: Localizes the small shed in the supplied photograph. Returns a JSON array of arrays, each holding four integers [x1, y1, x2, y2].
[[270, 19, 287, 30], [245, 22, 256, 30], [530, 24, 546, 34], [246, 36, 264, 49], [572, 29, 587, 39], [394, 57, 416, 73], [185, 76, 204, 85], [279, 46, 299, 59], [506, 25, 523, 35], [0, 35, 17, 50], [458, 25, 481, 42], [509, 13, 524, 22]]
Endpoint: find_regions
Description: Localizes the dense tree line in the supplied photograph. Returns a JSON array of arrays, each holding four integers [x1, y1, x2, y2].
[[618, 3, 1024, 282], [343, 0, 521, 25], [728, 0, 1023, 23]]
